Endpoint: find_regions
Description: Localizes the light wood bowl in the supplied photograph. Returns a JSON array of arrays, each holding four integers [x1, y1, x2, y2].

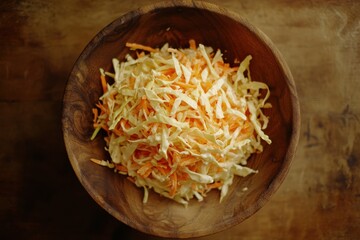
[[62, 1, 300, 238]]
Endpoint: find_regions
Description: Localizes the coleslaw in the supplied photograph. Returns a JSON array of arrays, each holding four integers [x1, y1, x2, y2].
[[91, 40, 271, 205]]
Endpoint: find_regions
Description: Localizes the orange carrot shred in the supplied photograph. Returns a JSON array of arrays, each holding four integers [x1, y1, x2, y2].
[[100, 74, 107, 93], [137, 162, 153, 178], [189, 39, 196, 50], [169, 173, 178, 197], [207, 182, 222, 190], [126, 42, 156, 52], [92, 108, 98, 123], [116, 164, 128, 172]]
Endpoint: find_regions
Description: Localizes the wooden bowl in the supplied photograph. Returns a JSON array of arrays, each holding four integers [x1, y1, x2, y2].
[[62, 1, 300, 238]]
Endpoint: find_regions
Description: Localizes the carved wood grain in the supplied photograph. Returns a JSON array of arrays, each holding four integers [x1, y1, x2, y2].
[[62, 1, 300, 238]]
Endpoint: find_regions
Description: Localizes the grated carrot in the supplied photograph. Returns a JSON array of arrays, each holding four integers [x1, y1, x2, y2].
[[92, 108, 98, 123], [126, 42, 156, 52], [189, 39, 196, 50], [100, 74, 107, 93]]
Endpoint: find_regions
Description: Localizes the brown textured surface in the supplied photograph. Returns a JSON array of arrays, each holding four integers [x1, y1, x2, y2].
[[62, 1, 299, 238], [1, 0, 359, 239]]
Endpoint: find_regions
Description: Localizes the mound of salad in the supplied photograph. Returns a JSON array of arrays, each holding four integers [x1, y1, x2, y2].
[[90, 40, 271, 205]]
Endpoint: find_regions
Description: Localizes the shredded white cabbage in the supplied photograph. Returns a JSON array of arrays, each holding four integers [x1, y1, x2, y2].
[[91, 41, 271, 205]]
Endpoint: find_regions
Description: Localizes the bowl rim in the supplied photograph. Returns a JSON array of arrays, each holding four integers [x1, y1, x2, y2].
[[62, 0, 301, 238]]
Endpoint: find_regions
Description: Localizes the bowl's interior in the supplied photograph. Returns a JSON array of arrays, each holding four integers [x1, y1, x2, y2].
[[62, 1, 299, 238]]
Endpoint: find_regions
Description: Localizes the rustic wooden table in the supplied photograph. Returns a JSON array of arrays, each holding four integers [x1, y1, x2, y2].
[[1, 0, 359, 239]]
